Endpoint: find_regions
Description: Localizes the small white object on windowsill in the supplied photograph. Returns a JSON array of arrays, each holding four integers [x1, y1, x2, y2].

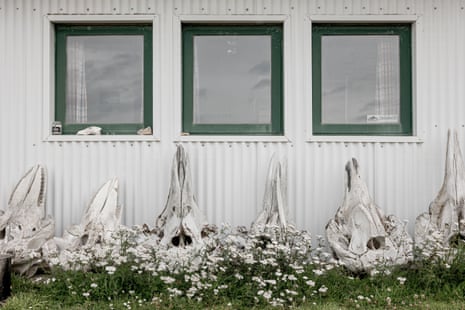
[[76, 126, 102, 135], [137, 126, 152, 135]]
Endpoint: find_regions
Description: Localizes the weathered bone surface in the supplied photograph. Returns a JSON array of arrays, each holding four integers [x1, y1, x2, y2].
[[415, 130, 465, 252], [251, 155, 288, 235], [53, 178, 121, 254], [0, 165, 55, 277], [137, 126, 152, 135], [155, 145, 208, 247], [76, 126, 102, 135], [326, 158, 413, 273]]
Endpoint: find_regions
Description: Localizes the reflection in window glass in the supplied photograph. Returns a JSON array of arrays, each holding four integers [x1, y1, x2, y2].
[[66, 36, 144, 124], [193, 35, 271, 124], [321, 35, 400, 125]]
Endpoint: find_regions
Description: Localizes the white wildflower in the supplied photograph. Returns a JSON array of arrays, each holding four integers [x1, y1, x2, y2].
[[288, 274, 297, 281], [105, 266, 117, 275], [318, 285, 328, 294], [313, 269, 324, 276], [263, 290, 272, 300], [160, 276, 176, 284]]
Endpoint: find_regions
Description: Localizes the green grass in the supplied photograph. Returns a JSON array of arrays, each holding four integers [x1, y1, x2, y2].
[[4, 228, 465, 309], [4, 260, 465, 309]]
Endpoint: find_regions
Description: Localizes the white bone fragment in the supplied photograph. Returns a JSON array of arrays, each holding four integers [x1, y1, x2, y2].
[[326, 158, 413, 273], [76, 126, 102, 135], [155, 145, 208, 247], [415, 129, 465, 253], [251, 155, 288, 235], [0, 165, 55, 277], [137, 126, 152, 135]]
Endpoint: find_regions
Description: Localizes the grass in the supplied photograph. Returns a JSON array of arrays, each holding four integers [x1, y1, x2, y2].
[[3, 258, 465, 309], [3, 227, 465, 309]]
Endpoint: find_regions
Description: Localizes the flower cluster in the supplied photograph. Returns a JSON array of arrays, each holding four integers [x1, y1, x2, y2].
[[43, 223, 340, 307]]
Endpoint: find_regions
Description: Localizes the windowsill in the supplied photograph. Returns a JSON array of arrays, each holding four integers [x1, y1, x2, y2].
[[44, 135, 160, 142], [174, 135, 291, 143], [307, 135, 423, 143]]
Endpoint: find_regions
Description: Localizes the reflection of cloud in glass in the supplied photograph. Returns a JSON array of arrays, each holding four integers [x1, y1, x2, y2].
[[249, 61, 271, 75], [321, 35, 400, 124], [193, 35, 272, 124], [253, 79, 271, 90], [66, 35, 144, 124]]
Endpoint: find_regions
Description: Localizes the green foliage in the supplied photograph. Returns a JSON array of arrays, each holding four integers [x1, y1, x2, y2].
[[4, 227, 465, 308]]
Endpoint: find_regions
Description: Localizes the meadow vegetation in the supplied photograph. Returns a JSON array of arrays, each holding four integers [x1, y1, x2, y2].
[[3, 224, 465, 309]]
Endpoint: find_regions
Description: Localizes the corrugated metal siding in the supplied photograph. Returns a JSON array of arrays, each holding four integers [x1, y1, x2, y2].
[[1, 0, 465, 238]]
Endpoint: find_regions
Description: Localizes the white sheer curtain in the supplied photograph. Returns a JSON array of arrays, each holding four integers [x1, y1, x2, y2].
[[66, 40, 88, 124], [375, 39, 400, 122]]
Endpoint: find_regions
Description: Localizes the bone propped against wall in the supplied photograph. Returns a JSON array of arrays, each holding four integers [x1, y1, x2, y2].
[[251, 155, 288, 234], [155, 145, 208, 247], [326, 158, 413, 273], [0, 165, 55, 277], [415, 129, 465, 249], [54, 178, 121, 252]]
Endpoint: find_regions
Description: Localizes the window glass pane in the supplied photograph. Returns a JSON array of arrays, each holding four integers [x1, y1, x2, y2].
[[321, 35, 400, 125], [193, 35, 271, 124], [66, 36, 144, 124]]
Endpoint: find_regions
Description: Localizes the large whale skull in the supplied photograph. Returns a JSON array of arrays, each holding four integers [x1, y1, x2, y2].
[[416, 129, 465, 253], [251, 155, 288, 235], [155, 145, 208, 247], [53, 178, 121, 253], [326, 158, 412, 273], [1, 165, 54, 277]]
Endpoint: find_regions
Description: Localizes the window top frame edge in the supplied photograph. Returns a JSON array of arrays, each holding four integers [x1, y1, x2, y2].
[[308, 14, 418, 23], [46, 14, 157, 23], [178, 14, 288, 23]]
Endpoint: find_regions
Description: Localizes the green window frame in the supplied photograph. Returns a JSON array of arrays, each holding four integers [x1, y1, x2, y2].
[[182, 24, 283, 135], [55, 24, 153, 135], [312, 24, 412, 136]]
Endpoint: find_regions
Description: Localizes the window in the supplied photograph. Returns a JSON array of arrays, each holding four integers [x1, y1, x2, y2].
[[312, 24, 412, 135], [55, 25, 152, 135], [182, 25, 283, 135]]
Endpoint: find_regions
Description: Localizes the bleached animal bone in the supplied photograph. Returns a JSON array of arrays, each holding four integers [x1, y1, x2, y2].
[[155, 145, 208, 247], [54, 178, 121, 252], [137, 126, 152, 135], [326, 158, 413, 273], [251, 155, 288, 235], [0, 165, 55, 277], [415, 130, 465, 251], [76, 126, 102, 135]]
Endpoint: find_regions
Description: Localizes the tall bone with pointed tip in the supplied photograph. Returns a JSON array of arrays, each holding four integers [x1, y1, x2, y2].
[[0, 165, 54, 277], [326, 158, 413, 273], [155, 145, 208, 247], [53, 178, 121, 253], [251, 155, 288, 235], [415, 130, 465, 251]]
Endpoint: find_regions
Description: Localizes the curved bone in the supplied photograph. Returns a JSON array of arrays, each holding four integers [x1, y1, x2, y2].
[[76, 126, 102, 135], [155, 145, 207, 247], [54, 178, 121, 252], [251, 155, 288, 234], [415, 129, 465, 251], [326, 158, 413, 273], [0, 165, 55, 277]]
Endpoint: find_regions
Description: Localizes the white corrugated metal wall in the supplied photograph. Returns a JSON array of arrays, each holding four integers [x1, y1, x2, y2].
[[0, 0, 464, 239]]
